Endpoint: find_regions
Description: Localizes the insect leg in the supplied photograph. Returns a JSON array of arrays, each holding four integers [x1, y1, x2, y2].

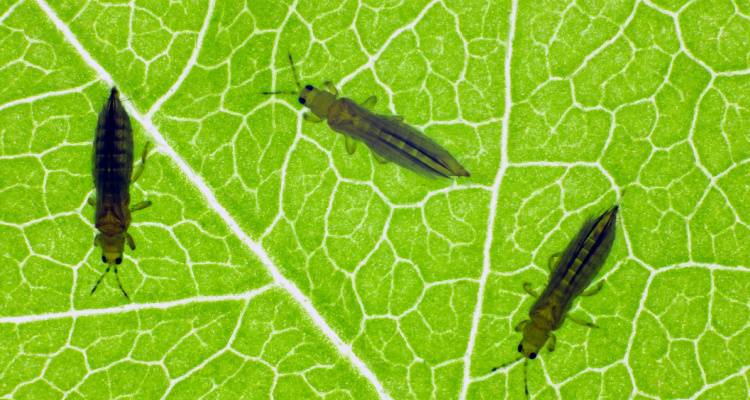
[[547, 251, 562, 272], [93, 233, 102, 247], [514, 319, 530, 332], [323, 81, 338, 95], [567, 315, 598, 329], [522, 282, 539, 298], [345, 136, 357, 155], [131, 141, 151, 184], [125, 232, 136, 250], [580, 281, 604, 297], [303, 112, 323, 123], [87, 195, 96, 207], [361, 95, 377, 109], [130, 200, 152, 212], [547, 332, 557, 352], [371, 151, 388, 164], [90, 265, 111, 295], [113, 265, 130, 300]]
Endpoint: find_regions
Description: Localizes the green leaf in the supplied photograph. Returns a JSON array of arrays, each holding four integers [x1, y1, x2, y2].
[[1, 0, 748, 399]]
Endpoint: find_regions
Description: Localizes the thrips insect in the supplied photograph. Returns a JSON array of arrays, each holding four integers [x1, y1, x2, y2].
[[89, 87, 151, 299], [493, 205, 619, 397], [263, 54, 470, 178]]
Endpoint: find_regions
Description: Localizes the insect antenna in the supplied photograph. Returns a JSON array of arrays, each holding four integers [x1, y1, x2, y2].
[[286, 52, 302, 90], [524, 358, 530, 399], [260, 52, 304, 96], [490, 354, 524, 372], [260, 90, 297, 95], [113, 265, 130, 300], [90, 265, 111, 295]]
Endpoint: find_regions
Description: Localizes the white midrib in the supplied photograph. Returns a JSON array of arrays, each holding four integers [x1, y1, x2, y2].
[[33, 1, 392, 399], [459, 0, 518, 398]]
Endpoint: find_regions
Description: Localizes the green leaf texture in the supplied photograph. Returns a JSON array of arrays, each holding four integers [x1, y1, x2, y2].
[[1, 0, 749, 399]]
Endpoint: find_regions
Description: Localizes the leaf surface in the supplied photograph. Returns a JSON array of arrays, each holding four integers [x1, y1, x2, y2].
[[1, 0, 748, 399]]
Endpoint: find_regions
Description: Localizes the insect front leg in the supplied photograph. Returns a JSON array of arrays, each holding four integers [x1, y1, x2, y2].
[[303, 112, 323, 123], [93, 233, 102, 247], [361, 95, 377, 109], [131, 142, 151, 184], [522, 282, 539, 298], [323, 81, 338, 95], [514, 319, 530, 332], [580, 281, 604, 297], [546, 332, 557, 352], [567, 314, 598, 329]]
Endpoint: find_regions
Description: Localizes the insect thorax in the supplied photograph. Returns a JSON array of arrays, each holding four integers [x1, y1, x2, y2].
[[305, 89, 337, 120]]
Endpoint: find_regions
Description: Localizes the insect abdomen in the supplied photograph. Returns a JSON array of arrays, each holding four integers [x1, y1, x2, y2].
[[562, 206, 617, 294], [94, 88, 133, 200], [327, 99, 466, 177], [533, 206, 618, 328]]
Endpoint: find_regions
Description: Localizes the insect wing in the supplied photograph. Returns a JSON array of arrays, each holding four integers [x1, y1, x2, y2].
[[93, 88, 134, 226], [361, 130, 450, 178], [94, 89, 134, 194], [363, 111, 469, 177], [537, 206, 618, 311]]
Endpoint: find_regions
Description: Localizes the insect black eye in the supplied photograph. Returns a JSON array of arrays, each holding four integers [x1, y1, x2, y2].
[[298, 97, 306, 105], [529, 352, 537, 359], [115, 257, 122, 265], [517, 344, 523, 353], [101, 256, 107, 263], [305, 84, 313, 91]]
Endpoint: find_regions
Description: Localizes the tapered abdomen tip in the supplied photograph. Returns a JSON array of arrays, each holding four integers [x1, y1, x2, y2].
[[454, 167, 470, 177]]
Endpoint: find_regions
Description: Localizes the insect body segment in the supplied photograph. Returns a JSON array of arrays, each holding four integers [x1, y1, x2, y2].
[[270, 54, 470, 178], [517, 205, 618, 359], [90, 87, 151, 299]]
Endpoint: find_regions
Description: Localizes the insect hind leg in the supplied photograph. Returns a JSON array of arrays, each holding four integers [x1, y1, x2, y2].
[[361, 95, 377, 109], [547, 251, 562, 272], [522, 282, 539, 298], [345, 136, 357, 155], [130, 201, 152, 212], [567, 314, 598, 329], [371, 151, 388, 164], [131, 141, 151, 184], [580, 281, 604, 297]]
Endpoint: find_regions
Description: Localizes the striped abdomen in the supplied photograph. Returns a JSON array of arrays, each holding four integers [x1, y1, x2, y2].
[[93, 88, 133, 233], [531, 206, 618, 329], [327, 98, 469, 178]]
